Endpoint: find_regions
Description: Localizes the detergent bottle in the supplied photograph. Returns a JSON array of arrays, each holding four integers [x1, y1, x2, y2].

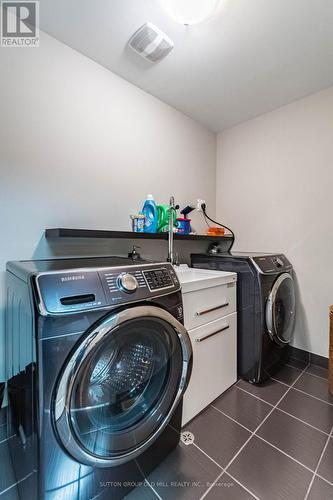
[[142, 194, 158, 233]]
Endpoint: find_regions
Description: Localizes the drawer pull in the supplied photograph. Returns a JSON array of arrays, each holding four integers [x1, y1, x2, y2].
[[196, 303, 229, 316], [196, 325, 230, 343]]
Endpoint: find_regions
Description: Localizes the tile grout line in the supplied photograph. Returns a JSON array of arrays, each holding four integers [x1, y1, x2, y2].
[[291, 387, 333, 407], [302, 370, 329, 382], [0, 471, 35, 497], [210, 405, 253, 432], [193, 428, 259, 500], [236, 380, 329, 436], [286, 363, 307, 371], [287, 362, 329, 382], [222, 364, 310, 480], [254, 434, 315, 474], [199, 470, 224, 500], [235, 383, 331, 435], [171, 423, 225, 499], [304, 424, 333, 500], [271, 376, 333, 407], [169, 426, 252, 500], [193, 442, 223, 470], [211, 404, 316, 474], [316, 473, 333, 488], [270, 377, 294, 387], [133, 458, 162, 500], [271, 372, 333, 406], [197, 452, 260, 500], [235, 382, 330, 428], [235, 385, 274, 406], [143, 479, 163, 500], [0, 434, 16, 446], [226, 471, 261, 500], [275, 407, 330, 436]]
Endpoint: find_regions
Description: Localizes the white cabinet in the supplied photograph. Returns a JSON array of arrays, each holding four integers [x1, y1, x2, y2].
[[182, 312, 237, 426], [175, 266, 237, 427]]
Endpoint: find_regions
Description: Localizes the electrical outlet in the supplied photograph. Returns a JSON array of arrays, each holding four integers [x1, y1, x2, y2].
[[197, 199, 206, 211]]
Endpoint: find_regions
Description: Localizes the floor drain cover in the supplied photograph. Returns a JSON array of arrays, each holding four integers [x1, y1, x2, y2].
[[181, 431, 195, 445]]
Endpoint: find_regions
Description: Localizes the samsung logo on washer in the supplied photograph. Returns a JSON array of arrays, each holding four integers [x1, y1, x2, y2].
[[61, 275, 85, 282]]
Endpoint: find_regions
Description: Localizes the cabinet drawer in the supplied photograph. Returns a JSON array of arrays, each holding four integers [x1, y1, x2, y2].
[[182, 282, 236, 330], [182, 312, 237, 426]]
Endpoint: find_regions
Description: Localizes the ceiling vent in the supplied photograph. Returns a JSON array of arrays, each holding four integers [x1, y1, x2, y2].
[[128, 22, 174, 63]]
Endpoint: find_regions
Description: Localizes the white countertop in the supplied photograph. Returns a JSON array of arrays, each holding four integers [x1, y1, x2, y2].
[[174, 264, 237, 293]]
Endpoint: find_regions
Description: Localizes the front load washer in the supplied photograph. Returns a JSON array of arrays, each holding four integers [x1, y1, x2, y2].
[[191, 252, 296, 383], [6, 256, 192, 499]]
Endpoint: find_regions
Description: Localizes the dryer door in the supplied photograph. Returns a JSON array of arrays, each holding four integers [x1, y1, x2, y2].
[[53, 306, 192, 467], [266, 273, 296, 345]]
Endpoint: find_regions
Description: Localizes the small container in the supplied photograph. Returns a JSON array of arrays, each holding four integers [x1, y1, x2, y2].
[[207, 227, 225, 236], [130, 214, 145, 233], [176, 218, 191, 235]]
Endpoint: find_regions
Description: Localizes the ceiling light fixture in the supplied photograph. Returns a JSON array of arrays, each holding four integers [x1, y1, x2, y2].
[[162, 0, 220, 25]]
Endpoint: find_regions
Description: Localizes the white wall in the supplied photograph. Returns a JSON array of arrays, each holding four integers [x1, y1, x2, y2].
[[0, 31, 216, 381], [216, 86, 333, 357]]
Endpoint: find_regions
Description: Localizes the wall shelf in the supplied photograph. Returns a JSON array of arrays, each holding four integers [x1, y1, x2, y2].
[[45, 228, 232, 242]]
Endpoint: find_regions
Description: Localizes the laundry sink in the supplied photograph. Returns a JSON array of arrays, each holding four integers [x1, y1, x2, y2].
[[174, 264, 236, 293]]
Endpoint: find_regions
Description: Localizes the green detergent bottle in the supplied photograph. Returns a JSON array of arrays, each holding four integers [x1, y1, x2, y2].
[[157, 205, 177, 232]]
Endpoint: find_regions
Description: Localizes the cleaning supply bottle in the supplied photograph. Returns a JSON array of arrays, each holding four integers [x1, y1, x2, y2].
[[142, 194, 158, 233]]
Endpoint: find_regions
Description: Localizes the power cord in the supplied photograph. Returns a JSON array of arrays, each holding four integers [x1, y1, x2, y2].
[[201, 203, 235, 253]]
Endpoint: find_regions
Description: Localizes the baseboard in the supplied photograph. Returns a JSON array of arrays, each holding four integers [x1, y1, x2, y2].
[[289, 346, 329, 369]]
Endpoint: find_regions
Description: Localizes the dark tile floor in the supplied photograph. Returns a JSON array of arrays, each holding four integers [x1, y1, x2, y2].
[[139, 360, 333, 500], [1, 361, 332, 500]]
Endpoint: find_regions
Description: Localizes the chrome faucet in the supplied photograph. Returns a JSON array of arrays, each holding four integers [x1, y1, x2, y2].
[[167, 196, 179, 264]]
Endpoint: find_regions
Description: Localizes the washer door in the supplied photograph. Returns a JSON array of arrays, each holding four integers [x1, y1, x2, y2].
[[266, 273, 296, 345], [53, 306, 191, 467]]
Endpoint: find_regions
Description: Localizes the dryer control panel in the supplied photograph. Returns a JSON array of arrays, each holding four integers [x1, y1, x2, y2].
[[251, 254, 292, 274], [36, 263, 180, 315]]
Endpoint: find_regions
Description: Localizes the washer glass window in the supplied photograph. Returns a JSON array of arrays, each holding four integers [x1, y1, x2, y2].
[[266, 274, 295, 344], [67, 316, 183, 460]]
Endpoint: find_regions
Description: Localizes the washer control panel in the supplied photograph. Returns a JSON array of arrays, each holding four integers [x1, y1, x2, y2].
[[143, 268, 173, 291], [99, 265, 179, 305], [36, 263, 180, 315]]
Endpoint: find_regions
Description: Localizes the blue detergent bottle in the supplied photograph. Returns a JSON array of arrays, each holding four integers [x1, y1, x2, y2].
[[142, 194, 158, 233]]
